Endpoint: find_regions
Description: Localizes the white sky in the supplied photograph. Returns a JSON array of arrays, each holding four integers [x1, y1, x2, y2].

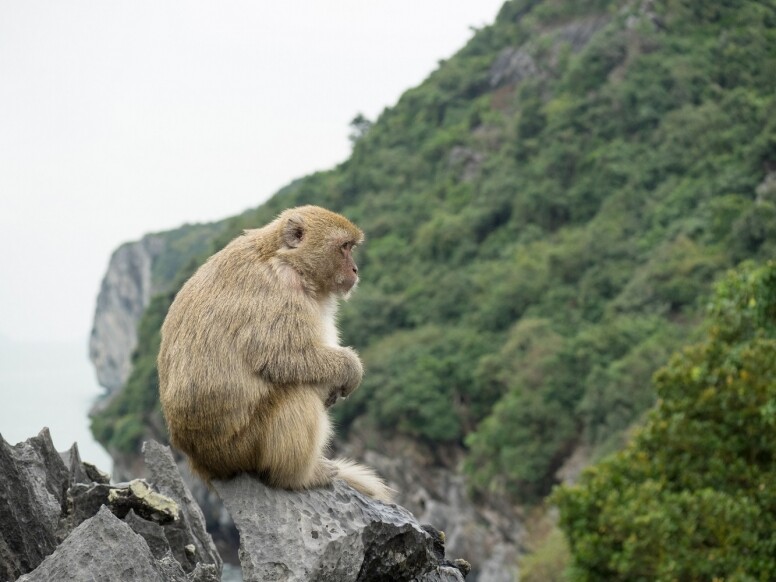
[[0, 0, 504, 343]]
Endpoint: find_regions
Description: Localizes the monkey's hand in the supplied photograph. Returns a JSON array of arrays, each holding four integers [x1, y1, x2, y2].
[[336, 346, 363, 399], [324, 388, 339, 408]]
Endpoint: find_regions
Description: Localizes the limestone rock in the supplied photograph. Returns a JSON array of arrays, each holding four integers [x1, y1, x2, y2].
[[0, 428, 70, 580], [488, 15, 609, 89], [345, 440, 523, 582], [18, 506, 217, 582], [1, 430, 221, 581], [59, 442, 92, 486], [214, 474, 469, 582], [124, 509, 173, 560], [62, 477, 178, 538], [142, 440, 223, 574]]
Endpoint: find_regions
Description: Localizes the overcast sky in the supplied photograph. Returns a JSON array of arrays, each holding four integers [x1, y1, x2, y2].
[[0, 0, 504, 343]]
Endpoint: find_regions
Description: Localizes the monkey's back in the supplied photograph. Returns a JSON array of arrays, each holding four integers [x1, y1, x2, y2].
[[158, 233, 279, 449]]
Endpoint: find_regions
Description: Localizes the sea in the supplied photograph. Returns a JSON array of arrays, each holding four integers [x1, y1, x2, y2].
[[0, 338, 113, 471]]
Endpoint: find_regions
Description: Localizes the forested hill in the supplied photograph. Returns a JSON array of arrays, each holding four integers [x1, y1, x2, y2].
[[92, 0, 776, 508]]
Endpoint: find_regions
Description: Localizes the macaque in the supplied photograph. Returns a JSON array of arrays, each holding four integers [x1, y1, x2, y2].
[[158, 205, 393, 502]]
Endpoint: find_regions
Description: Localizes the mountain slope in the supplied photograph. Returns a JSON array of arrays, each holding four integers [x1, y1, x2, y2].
[[92, 0, 776, 514]]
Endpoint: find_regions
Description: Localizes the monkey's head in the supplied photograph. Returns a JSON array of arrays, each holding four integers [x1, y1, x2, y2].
[[277, 206, 364, 297]]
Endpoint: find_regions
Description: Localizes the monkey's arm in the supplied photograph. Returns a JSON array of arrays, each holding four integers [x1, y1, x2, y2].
[[257, 343, 362, 393], [248, 302, 363, 394]]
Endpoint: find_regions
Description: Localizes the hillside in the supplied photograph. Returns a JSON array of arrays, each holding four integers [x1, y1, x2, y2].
[[92, 0, 776, 521]]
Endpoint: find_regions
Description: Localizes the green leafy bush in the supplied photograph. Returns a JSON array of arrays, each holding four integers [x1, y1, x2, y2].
[[554, 261, 776, 581]]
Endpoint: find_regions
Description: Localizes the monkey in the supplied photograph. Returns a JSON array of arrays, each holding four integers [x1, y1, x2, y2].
[[157, 205, 393, 503]]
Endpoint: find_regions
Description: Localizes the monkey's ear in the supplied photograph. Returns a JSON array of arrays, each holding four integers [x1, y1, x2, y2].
[[282, 214, 305, 248]]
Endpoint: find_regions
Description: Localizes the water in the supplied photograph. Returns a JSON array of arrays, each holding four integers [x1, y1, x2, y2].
[[0, 338, 113, 471]]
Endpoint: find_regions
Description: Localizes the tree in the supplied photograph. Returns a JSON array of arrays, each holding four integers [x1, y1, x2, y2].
[[348, 113, 372, 146], [554, 261, 776, 581]]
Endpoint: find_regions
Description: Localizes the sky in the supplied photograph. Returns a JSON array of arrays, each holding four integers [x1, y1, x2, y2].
[[0, 0, 505, 344]]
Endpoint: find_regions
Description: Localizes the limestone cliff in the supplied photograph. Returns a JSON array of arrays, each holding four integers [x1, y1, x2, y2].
[[89, 235, 166, 398]]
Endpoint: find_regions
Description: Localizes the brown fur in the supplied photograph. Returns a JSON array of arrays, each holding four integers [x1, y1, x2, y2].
[[158, 205, 393, 502]]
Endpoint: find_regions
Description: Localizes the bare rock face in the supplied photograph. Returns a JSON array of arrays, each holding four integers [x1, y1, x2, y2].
[[214, 475, 470, 582], [89, 235, 165, 398], [2, 431, 475, 581], [340, 437, 523, 582], [17, 506, 218, 582], [142, 440, 223, 573], [0, 428, 70, 580], [489, 15, 610, 89], [0, 430, 221, 581]]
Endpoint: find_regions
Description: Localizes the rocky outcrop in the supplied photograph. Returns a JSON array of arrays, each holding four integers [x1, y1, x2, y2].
[[0, 429, 221, 581], [89, 235, 166, 397], [214, 475, 470, 582], [2, 429, 476, 582], [17, 507, 219, 582], [0, 428, 70, 580], [341, 437, 524, 582], [489, 15, 610, 89]]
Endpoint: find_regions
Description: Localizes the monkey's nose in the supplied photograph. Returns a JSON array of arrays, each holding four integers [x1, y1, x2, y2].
[[353, 267, 358, 274]]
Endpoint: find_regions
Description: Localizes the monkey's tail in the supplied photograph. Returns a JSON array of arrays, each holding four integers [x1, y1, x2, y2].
[[332, 458, 396, 504]]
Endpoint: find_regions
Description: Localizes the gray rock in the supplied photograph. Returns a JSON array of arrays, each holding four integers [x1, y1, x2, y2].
[[59, 442, 92, 486], [143, 440, 223, 574], [488, 15, 609, 90], [62, 477, 178, 537], [489, 47, 538, 88], [124, 508, 173, 559], [420, 566, 467, 582], [0, 428, 70, 580], [348, 442, 523, 582], [2, 430, 223, 581], [65, 481, 113, 530], [214, 474, 468, 582], [18, 506, 189, 582], [447, 146, 485, 182], [187, 562, 221, 582]]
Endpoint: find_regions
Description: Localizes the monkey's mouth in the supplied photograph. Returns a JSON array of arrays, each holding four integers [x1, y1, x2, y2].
[[340, 277, 359, 299]]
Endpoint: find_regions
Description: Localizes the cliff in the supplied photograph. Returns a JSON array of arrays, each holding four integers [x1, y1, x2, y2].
[[90, 235, 165, 397]]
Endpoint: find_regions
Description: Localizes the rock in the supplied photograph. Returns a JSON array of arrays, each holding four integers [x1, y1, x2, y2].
[[489, 47, 538, 88], [488, 15, 609, 89], [18, 506, 217, 582], [82, 460, 111, 484], [344, 439, 523, 582], [124, 509, 173, 560], [0, 428, 70, 580], [1, 430, 222, 581], [142, 440, 223, 574], [420, 566, 467, 582], [447, 146, 485, 182], [109, 478, 179, 522], [214, 474, 469, 582], [59, 442, 92, 486], [63, 478, 178, 536]]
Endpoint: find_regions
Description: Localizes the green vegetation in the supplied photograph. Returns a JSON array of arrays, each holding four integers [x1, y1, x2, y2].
[[92, 0, 776, 517], [554, 260, 776, 580]]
